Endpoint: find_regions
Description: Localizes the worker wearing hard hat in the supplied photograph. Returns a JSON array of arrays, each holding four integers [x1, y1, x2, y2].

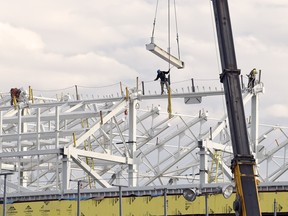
[[154, 69, 170, 95], [247, 68, 258, 89]]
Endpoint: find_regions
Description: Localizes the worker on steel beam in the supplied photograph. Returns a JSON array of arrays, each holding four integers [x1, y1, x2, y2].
[[154, 69, 170, 95], [10, 87, 29, 107], [10, 88, 21, 105], [247, 68, 258, 89]]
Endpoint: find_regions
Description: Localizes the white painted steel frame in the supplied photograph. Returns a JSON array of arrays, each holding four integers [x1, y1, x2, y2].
[[1, 82, 287, 198]]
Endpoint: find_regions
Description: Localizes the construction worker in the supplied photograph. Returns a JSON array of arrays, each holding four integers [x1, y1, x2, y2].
[[10, 87, 29, 107], [154, 69, 170, 95], [10, 88, 21, 105], [247, 68, 257, 89]]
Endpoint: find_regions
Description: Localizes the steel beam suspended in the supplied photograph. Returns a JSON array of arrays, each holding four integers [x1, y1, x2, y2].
[[146, 43, 184, 69]]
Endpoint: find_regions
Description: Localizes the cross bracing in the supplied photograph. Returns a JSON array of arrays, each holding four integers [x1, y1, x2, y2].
[[0, 80, 288, 198]]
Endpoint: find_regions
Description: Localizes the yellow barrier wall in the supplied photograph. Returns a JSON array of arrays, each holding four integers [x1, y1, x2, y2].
[[0, 191, 286, 215]]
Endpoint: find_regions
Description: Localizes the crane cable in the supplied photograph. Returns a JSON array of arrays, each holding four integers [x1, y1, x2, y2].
[[173, 0, 181, 60], [151, 0, 159, 43], [150, 0, 182, 118], [150, 0, 181, 62], [167, 0, 172, 118]]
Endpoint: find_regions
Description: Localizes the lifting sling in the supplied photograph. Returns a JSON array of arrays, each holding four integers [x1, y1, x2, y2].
[[146, 0, 184, 69]]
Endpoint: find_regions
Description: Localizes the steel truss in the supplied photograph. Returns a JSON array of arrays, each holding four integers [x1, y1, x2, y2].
[[0, 81, 287, 197]]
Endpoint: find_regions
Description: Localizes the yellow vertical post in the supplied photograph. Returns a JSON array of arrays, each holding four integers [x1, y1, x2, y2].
[[13, 96, 17, 109], [29, 86, 34, 103], [73, 133, 76, 147], [208, 150, 224, 183]]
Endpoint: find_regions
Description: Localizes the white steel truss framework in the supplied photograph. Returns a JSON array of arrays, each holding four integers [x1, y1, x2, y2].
[[0, 81, 288, 197]]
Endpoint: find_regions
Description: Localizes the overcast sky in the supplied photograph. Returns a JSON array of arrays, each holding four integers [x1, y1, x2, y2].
[[0, 0, 287, 125]]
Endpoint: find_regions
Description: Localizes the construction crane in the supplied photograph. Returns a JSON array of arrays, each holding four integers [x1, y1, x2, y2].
[[211, 0, 261, 215]]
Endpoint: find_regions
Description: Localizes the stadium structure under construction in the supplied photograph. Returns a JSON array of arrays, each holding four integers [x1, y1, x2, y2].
[[1, 78, 288, 215]]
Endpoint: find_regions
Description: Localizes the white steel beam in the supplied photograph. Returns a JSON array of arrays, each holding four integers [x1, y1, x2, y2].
[[71, 155, 111, 188], [65, 98, 127, 149], [69, 148, 133, 164], [146, 43, 184, 69], [0, 149, 62, 158], [251, 93, 259, 154], [0, 81, 277, 196], [128, 98, 137, 187]]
